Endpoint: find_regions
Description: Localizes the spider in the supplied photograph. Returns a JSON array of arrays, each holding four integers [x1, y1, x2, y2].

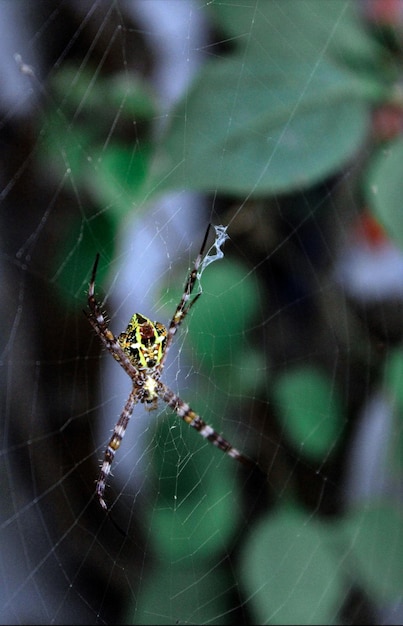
[[85, 225, 251, 511]]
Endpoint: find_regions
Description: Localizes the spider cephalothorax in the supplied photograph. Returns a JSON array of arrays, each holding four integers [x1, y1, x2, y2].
[[86, 225, 252, 510]]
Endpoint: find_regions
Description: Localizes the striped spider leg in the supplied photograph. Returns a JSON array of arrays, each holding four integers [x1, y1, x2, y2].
[[86, 225, 252, 511], [156, 381, 252, 465], [157, 223, 210, 369]]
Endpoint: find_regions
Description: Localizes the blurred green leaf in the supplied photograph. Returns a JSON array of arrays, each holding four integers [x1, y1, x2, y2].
[[272, 366, 344, 460], [51, 64, 156, 122], [48, 140, 151, 308], [210, 0, 385, 75], [382, 348, 403, 475], [87, 142, 152, 218], [41, 64, 157, 308], [54, 212, 114, 304], [383, 347, 403, 411], [41, 112, 152, 220], [344, 503, 403, 603], [189, 260, 259, 361], [148, 416, 242, 561], [131, 560, 234, 625], [150, 0, 387, 198], [42, 65, 156, 190], [365, 137, 403, 249], [152, 54, 373, 196], [228, 348, 267, 399], [39, 109, 95, 185], [240, 507, 345, 625]]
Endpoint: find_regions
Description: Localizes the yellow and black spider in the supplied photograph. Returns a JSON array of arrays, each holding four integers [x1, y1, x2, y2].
[[85, 225, 251, 511]]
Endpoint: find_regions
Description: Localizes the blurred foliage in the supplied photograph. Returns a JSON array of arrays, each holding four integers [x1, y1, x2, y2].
[[149, 0, 388, 196], [342, 502, 403, 605], [40, 65, 156, 302], [365, 136, 403, 248], [240, 506, 345, 625], [132, 559, 236, 625], [182, 259, 265, 396], [147, 414, 244, 563], [240, 501, 403, 625], [383, 347, 403, 412], [272, 366, 345, 461], [382, 347, 403, 479]]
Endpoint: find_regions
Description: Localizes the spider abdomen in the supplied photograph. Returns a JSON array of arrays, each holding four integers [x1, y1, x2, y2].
[[118, 313, 167, 370]]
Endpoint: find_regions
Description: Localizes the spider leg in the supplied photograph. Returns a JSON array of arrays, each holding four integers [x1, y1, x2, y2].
[[96, 387, 140, 510], [159, 224, 211, 369], [157, 381, 253, 467], [85, 254, 139, 378]]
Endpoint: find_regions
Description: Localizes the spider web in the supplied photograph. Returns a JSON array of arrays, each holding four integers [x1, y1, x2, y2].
[[1, 1, 403, 624]]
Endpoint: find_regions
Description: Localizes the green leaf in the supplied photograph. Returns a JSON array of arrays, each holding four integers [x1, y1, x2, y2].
[[130, 560, 234, 625], [365, 137, 403, 249], [51, 64, 156, 122], [149, 0, 387, 197], [87, 142, 152, 218], [152, 53, 372, 196], [189, 260, 259, 365], [40, 66, 156, 291], [382, 348, 403, 475], [240, 507, 345, 625], [383, 347, 403, 411], [40, 119, 152, 224], [54, 212, 115, 305], [38, 109, 95, 186], [344, 503, 403, 603], [210, 0, 384, 75], [148, 417, 242, 561], [272, 366, 344, 460]]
